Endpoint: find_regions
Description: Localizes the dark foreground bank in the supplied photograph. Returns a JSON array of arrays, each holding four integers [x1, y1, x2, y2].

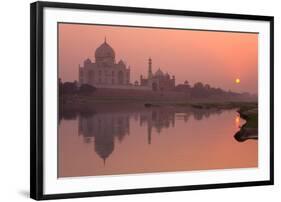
[[234, 106, 258, 142]]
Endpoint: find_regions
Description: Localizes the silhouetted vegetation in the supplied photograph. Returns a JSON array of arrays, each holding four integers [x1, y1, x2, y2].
[[174, 80, 256, 100], [58, 78, 257, 104], [79, 84, 97, 95], [59, 80, 96, 95], [60, 81, 78, 94]]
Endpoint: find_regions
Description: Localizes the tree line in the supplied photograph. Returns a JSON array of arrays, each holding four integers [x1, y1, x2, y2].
[[174, 80, 252, 99], [59, 80, 96, 95], [59, 79, 254, 99]]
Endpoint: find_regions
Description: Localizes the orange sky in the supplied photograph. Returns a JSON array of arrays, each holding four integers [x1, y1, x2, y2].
[[58, 23, 258, 94]]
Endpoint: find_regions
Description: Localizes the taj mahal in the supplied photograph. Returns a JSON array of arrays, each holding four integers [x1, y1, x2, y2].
[[78, 38, 175, 91]]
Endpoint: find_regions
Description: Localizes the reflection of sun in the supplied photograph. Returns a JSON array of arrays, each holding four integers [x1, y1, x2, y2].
[[235, 78, 240, 84], [235, 116, 240, 128]]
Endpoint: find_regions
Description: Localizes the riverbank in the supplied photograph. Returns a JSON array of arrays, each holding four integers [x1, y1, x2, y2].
[[234, 106, 258, 142], [60, 93, 257, 106], [59, 94, 258, 142]]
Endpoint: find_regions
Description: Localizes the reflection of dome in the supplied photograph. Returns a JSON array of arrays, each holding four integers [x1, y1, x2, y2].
[[154, 68, 164, 77], [95, 135, 114, 164], [95, 39, 115, 60]]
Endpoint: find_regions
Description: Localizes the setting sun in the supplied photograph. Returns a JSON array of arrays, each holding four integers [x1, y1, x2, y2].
[[235, 78, 241, 84]]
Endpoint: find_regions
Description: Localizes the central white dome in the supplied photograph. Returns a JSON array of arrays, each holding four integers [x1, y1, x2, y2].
[[95, 39, 115, 60]]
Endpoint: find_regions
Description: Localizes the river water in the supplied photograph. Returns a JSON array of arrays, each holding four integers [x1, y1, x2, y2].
[[58, 103, 257, 177]]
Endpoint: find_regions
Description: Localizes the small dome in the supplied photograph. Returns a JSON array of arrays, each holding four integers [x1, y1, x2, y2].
[[95, 39, 115, 60], [84, 58, 91, 65], [118, 60, 125, 66], [155, 68, 164, 77]]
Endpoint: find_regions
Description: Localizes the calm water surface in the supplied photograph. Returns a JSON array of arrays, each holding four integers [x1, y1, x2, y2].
[[59, 103, 257, 177]]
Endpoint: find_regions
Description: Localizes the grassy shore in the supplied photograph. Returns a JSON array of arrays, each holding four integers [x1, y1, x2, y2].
[[234, 105, 258, 142], [238, 106, 258, 129]]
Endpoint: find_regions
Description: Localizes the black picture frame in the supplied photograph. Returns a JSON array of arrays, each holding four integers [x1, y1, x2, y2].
[[30, 1, 274, 200]]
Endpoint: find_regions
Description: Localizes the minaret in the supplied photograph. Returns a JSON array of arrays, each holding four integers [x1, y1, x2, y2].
[[78, 64, 83, 86], [148, 57, 153, 79], [147, 123, 152, 145]]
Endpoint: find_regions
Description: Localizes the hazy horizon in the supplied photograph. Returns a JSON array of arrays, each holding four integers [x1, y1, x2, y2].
[[58, 23, 258, 94]]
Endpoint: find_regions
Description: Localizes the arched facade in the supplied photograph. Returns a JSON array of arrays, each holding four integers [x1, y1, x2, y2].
[[79, 38, 130, 87]]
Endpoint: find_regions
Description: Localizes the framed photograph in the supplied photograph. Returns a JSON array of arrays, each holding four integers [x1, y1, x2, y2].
[[30, 1, 274, 200]]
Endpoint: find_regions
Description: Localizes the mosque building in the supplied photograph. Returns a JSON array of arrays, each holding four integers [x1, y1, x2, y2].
[[140, 57, 175, 91]]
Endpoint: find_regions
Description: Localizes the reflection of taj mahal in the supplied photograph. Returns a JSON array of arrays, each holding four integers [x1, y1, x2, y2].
[[78, 112, 130, 163], [78, 109, 177, 162], [59, 103, 224, 163], [76, 107, 223, 162], [78, 38, 175, 91]]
